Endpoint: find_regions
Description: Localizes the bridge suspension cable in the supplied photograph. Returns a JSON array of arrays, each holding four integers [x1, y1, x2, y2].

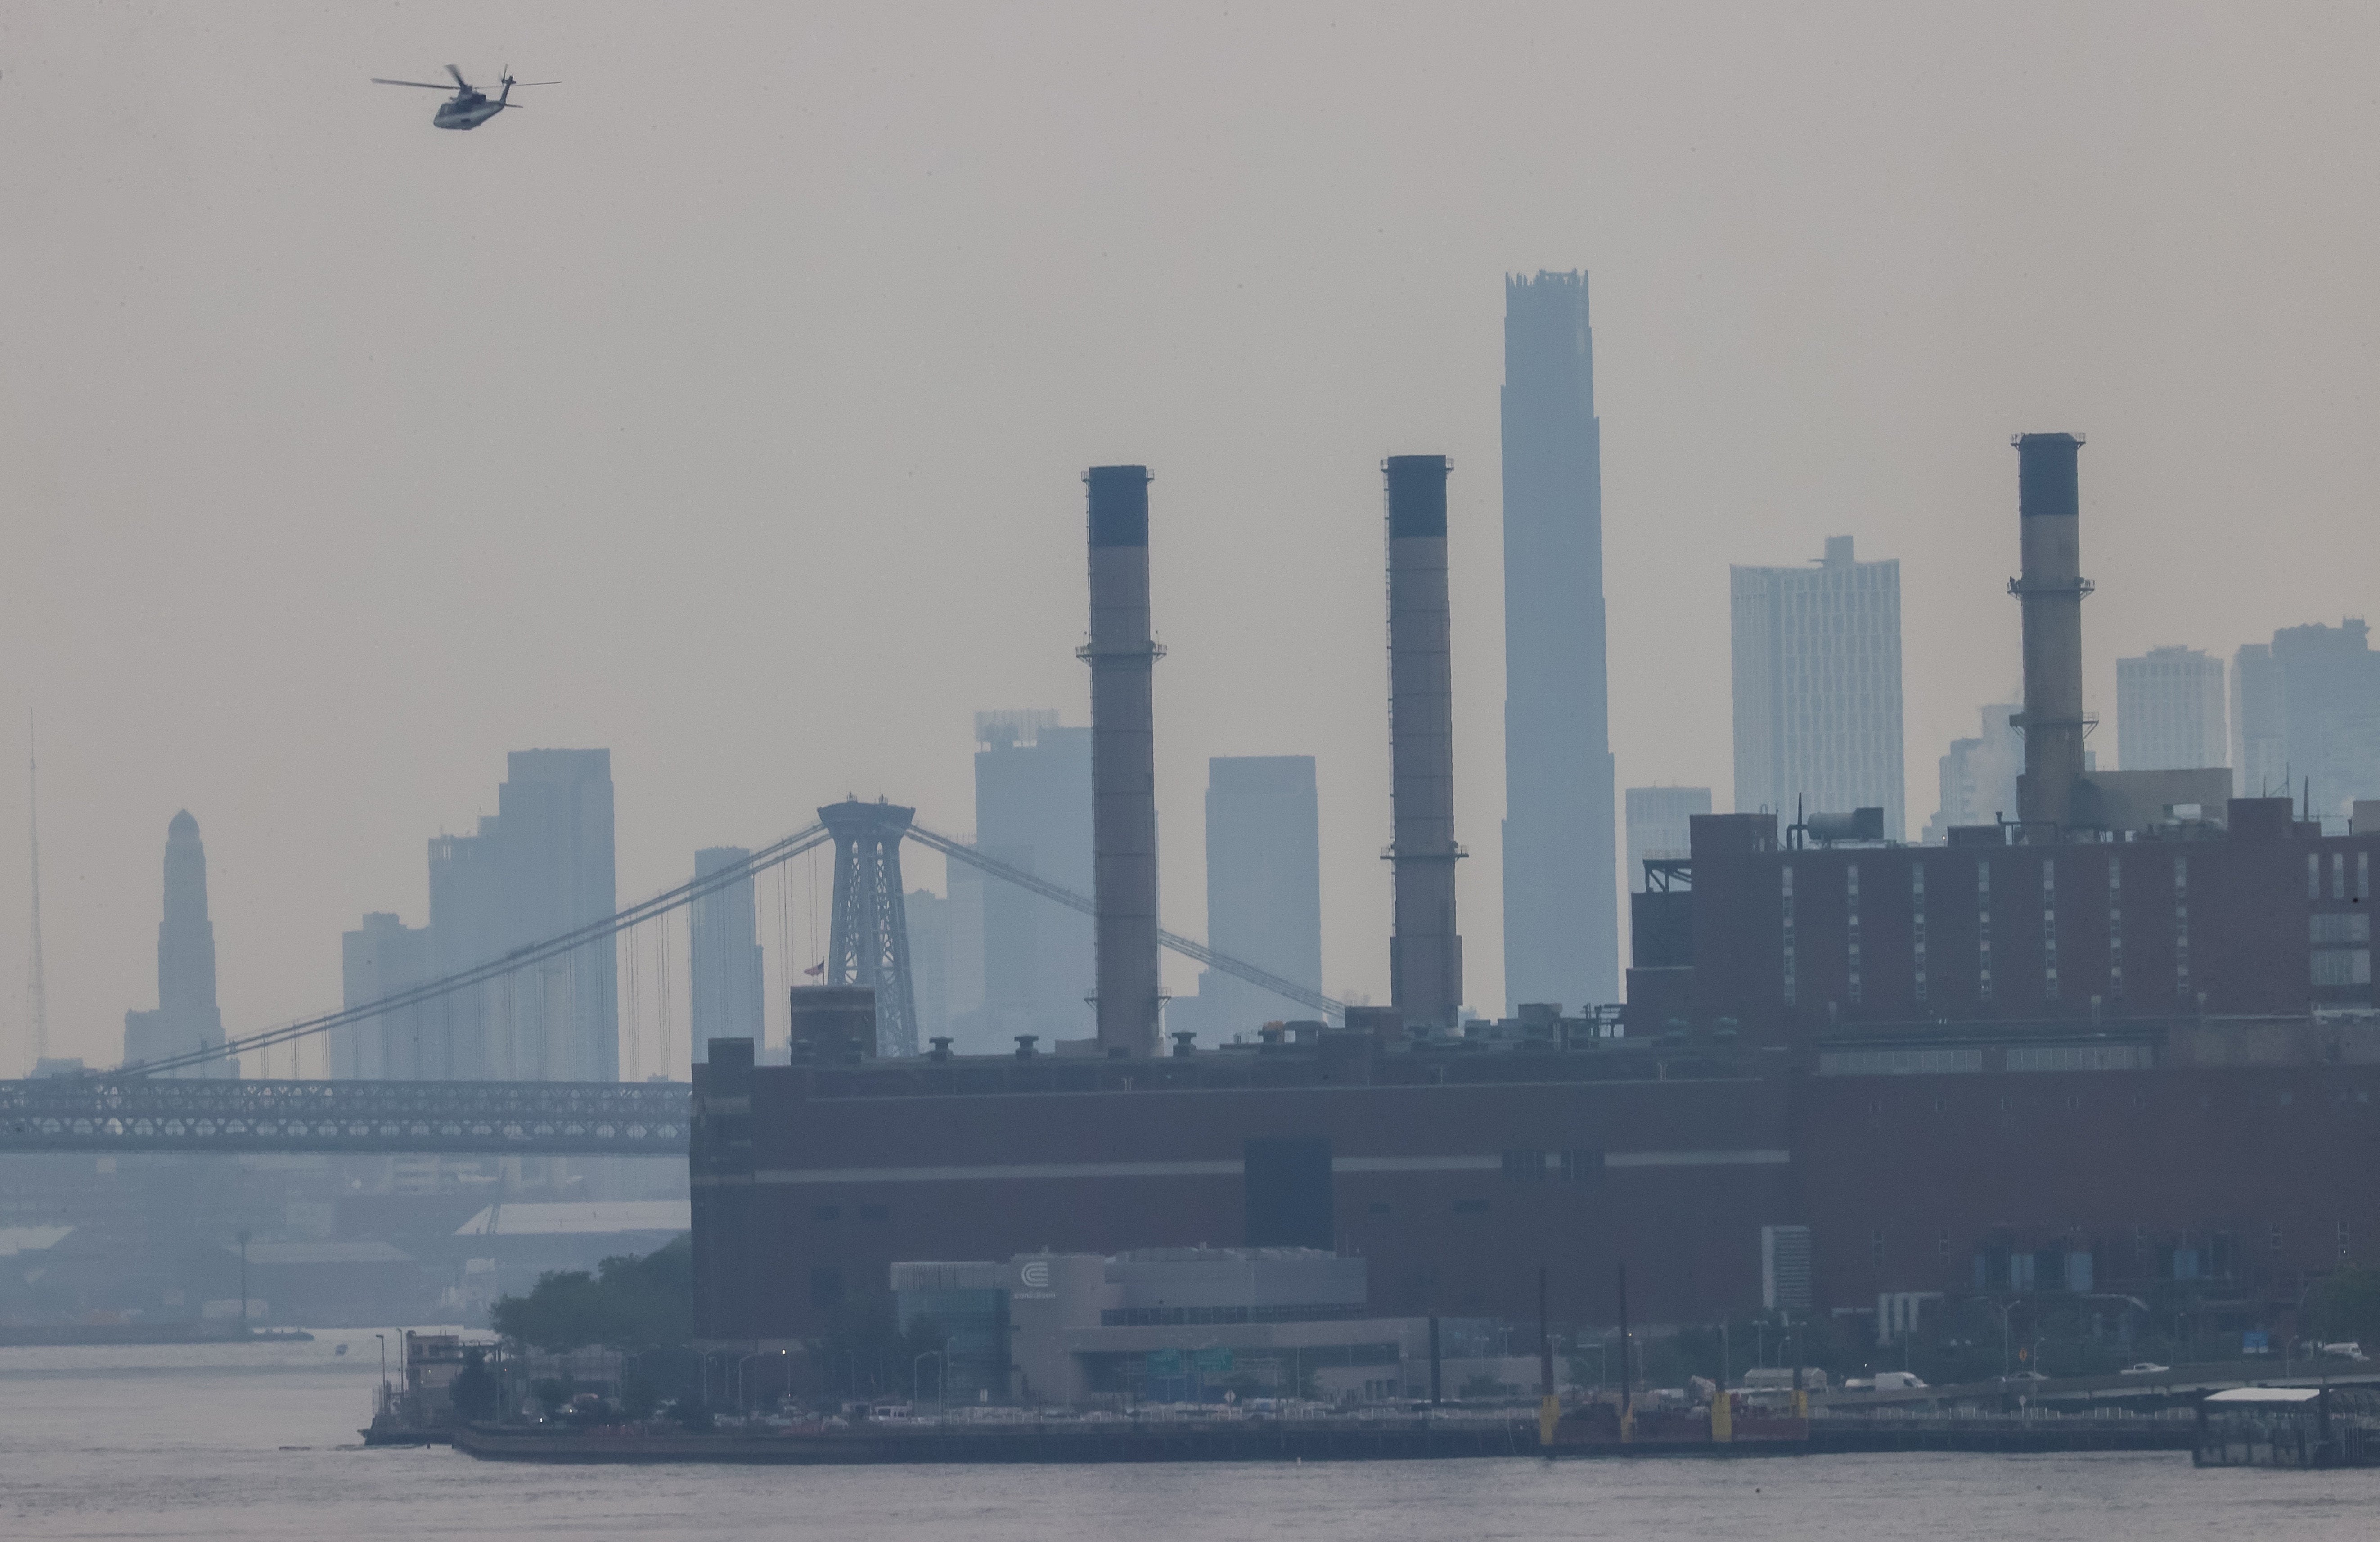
[[901, 821, 1345, 1023], [126, 802, 1345, 1079], [123, 823, 832, 1078]]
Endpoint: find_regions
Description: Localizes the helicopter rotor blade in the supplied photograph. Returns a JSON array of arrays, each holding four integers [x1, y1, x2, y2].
[[371, 78, 452, 90], [445, 63, 470, 90], [509, 80, 561, 87]]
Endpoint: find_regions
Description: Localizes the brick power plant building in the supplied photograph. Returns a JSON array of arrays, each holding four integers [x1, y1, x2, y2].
[[692, 439, 2380, 1371]]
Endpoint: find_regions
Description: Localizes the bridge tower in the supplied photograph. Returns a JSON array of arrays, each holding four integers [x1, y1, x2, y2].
[[818, 799, 920, 1057]]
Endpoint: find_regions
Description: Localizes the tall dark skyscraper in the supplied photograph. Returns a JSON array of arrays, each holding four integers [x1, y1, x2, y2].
[[1500, 271, 1618, 1012], [122, 810, 231, 1077]]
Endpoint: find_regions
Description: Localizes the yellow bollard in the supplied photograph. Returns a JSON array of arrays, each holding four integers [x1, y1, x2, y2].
[[1711, 1390, 1733, 1443], [1539, 1394, 1561, 1448]]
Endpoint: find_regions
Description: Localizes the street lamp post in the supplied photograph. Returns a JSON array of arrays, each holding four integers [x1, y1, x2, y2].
[[733, 1351, 779, 1416], [1984, 1299, 2019, 1380], [236, 1230, 250, 1335]]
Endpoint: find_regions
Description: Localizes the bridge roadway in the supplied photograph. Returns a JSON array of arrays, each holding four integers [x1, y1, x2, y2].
[[0, 1077, 692, 1156]]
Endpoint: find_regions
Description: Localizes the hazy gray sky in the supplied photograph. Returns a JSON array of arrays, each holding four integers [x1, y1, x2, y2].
[[7, 2, 2380, 1072]]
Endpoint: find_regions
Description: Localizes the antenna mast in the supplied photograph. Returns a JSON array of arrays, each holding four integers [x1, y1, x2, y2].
[[27, 715, 50, 1070]]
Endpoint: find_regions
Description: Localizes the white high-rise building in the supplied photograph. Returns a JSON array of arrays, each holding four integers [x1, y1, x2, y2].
[[1731, 536, 1906, 839], [2116, 646, 2227, 772]]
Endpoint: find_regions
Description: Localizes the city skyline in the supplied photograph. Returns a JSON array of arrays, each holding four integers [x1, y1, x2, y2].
[[11, 6, 2380, 1068]]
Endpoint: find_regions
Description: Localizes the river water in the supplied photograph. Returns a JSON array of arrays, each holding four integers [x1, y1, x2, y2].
[[3, 1333, 2376, 1540]]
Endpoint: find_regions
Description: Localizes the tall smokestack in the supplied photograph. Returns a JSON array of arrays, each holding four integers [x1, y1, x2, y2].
[[1084, 465, 1163, 1057], [1384, 455, 1464, 1031], [2011, 433, 2091, 835]]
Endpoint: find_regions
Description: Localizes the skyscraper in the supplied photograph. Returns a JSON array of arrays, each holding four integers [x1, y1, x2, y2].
[[2232, 643, 2286, 799], [690, 847, 765, 1055], [1731, 536, 1906, 839], [1624, 786, 1711, 892], [2232, 620, 2380, 820], [122, 811, 231, 1077], [334, 913, 434, 1078], [345, 750, 619, 1081], [494, 749, 620, 1082], [1172, 756, 1323, 1039], [426, 820, 504, 1078], [1501, 271, 1619, 1013], [2116, 646, 2227, 772], [1922, 702, 2024, 843], [905, 888, 951, 1047], [951, 711, 1094, 1051]]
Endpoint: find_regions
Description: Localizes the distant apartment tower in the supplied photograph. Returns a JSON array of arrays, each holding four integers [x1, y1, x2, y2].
[[905, 888, 951, 1046], [334, 913, 434, 1078], [1731, 536, 1906, 839], [342, 749, 619, 1081], [2232, 643, 2286, 799], [690, 847, 765, 1055], [1501, 270, 1619, 1012], [1922, 702, 2024, 843], [949, 711, 1094, 1052], [2116, 647, 2226, 772], [1172, 757, 1323, 1039], [1624, 786, 1711, 891], [2233, 621, 2380, 819], [492, 750, 620, 1081], [121, 811, 232, 1077]]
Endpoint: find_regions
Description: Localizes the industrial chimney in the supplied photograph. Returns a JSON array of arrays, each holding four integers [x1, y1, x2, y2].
[[1384, 455, 1464, 1031], [2011, 433, 2092, 836], [1083, 465, 1164, 1057]]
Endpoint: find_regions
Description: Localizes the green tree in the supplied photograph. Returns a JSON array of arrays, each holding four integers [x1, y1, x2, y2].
[[491, 1235, 692, 1353]]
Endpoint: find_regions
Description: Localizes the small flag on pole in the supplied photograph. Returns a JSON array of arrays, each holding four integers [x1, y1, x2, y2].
[[803, 962, 825, 979]]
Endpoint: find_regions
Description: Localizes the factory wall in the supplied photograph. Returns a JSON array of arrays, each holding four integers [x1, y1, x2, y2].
[[692, 1050, 1791, 1346], [1688, 803, 2376, 1036]]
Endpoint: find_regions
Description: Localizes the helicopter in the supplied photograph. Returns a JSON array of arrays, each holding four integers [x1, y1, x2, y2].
[[371, 66, 555, 130]]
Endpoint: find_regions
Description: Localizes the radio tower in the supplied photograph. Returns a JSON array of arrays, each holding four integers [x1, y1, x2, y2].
[[26, 717, 49, 1071]]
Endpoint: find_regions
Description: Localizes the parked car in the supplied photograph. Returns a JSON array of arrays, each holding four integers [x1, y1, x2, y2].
[[2118, 1362, 2170, 1376], [2318, 1342, 2368, 1361], [2000, 1371, 2048, 1383]]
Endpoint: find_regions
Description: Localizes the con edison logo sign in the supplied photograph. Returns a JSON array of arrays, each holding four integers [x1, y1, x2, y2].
[[1018, 1261, 1052, 1289]]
